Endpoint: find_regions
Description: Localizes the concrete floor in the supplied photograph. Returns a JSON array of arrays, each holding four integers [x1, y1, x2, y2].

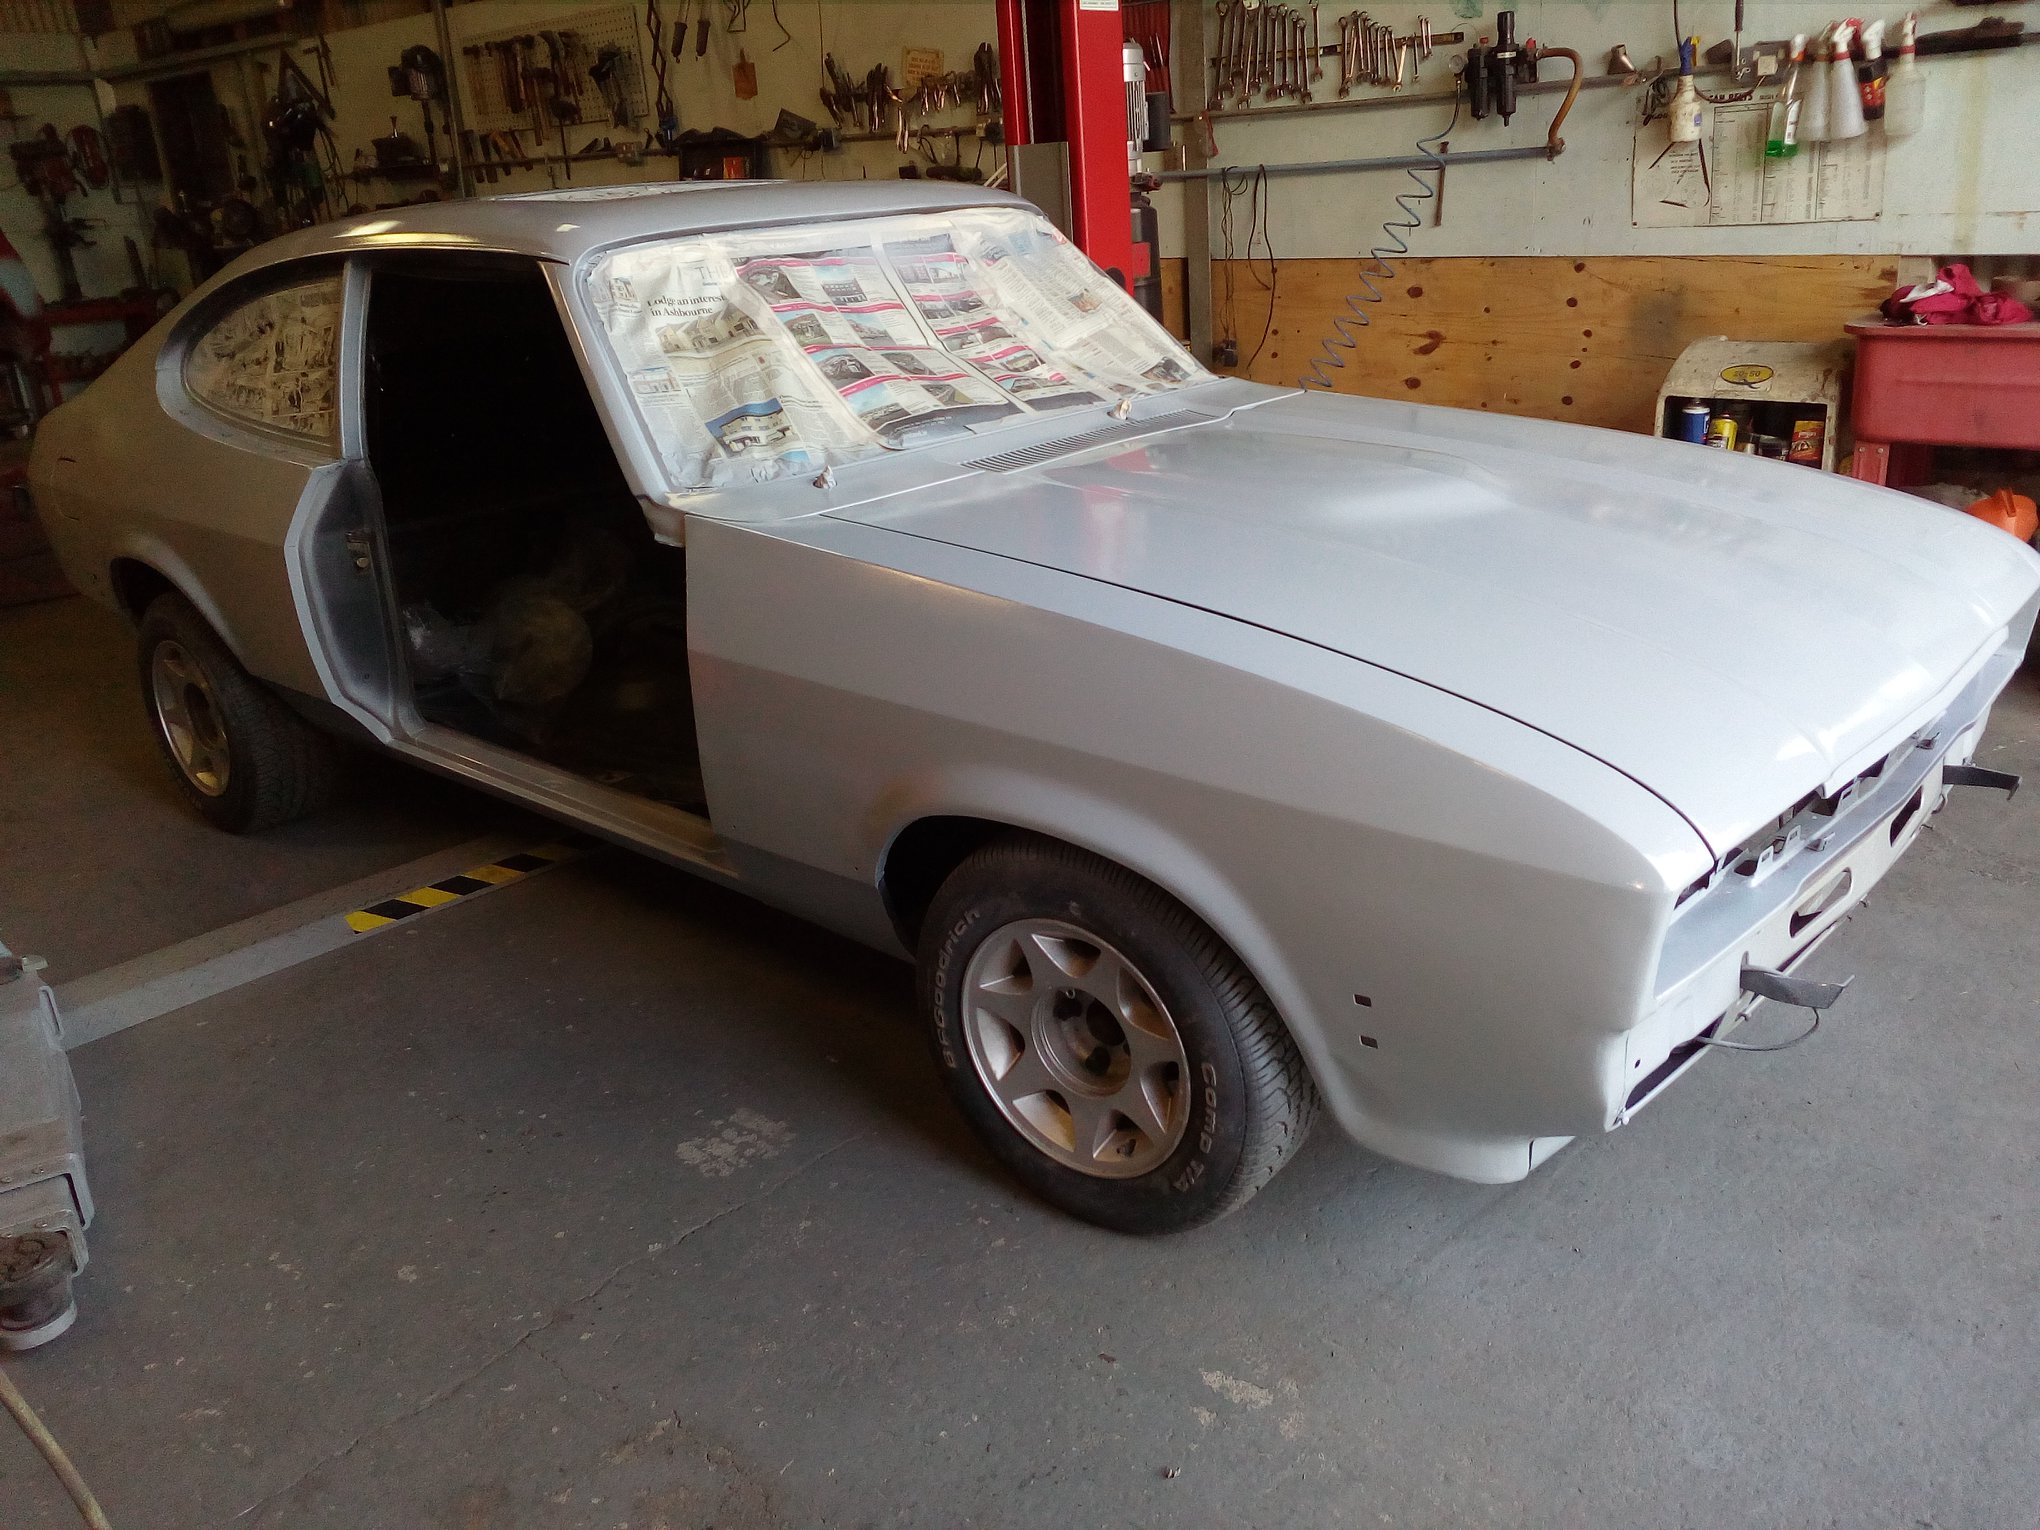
[[0, 597, 527, 983], [3, 594, 2037, 1529]]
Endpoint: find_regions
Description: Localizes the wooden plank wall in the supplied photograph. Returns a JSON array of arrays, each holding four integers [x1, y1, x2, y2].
[[1159, 255, 1897, 435]]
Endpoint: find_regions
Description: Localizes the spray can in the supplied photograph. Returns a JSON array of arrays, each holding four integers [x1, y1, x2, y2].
[[1856, 20, 1887, 122], [1786, 414, 1826, 466], [1668, 37, 1704, 144], [1674, 401, 1711, 442], [1826, 21, 1867, 140], [1884, 13, 1924, 137], [1798, 24, 1832, 143], [1765, 34, 1807, 158]]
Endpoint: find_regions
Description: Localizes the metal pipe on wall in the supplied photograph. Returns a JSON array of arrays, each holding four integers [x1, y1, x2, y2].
[[1178, 67, 1623, 127], [1157, 142, 1553, 181]]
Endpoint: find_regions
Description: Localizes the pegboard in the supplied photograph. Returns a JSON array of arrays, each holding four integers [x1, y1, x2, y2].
[[455, 5, 648, 138]]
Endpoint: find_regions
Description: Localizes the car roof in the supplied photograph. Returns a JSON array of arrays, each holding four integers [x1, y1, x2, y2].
[[230, 179, 1034, 278]]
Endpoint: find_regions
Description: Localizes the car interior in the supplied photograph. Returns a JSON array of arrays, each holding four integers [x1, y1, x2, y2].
[[362, 254, 706, 814]]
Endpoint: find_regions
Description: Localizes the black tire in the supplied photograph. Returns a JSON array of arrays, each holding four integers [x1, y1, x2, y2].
[[136, 591, 341, 833], [919, 833, 1318, 1233]]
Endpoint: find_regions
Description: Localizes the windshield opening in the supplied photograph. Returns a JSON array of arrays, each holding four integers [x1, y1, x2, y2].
[[583, 206, 1206, 493]]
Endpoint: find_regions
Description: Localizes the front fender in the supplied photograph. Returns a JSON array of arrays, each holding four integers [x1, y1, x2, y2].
[[865, 761, 1345, 1129], [687, 513, 1712, 1183]]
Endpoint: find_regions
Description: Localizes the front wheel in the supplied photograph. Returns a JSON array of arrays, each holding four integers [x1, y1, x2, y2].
[[919, 834, 1318, 1233]]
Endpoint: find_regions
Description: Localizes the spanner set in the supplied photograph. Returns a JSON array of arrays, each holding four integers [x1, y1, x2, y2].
[[1207, 3, 1458, 108]]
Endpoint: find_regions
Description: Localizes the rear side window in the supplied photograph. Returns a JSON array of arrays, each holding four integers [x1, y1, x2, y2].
[[182, 275, 344, 446]]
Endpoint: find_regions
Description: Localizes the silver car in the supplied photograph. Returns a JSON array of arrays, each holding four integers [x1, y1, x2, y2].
[[29, 183, 2040, 1231]]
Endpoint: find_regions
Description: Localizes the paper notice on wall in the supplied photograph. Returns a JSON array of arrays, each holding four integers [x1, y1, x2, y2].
[[1631, 101, 1884, 227]]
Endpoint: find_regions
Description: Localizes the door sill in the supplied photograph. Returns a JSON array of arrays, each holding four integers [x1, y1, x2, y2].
[[390, 723, 732, 878]]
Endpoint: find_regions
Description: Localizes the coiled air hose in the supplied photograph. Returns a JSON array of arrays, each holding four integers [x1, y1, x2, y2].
[[1297, 47, 1581, 391], [1298, 86, 1462, 391]]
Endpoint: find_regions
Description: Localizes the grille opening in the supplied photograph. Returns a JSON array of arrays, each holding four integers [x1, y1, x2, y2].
[[1789, 868, 1854, 937], [1889, 785, 1925, 844], [1626, 1016, 1725, 1110]]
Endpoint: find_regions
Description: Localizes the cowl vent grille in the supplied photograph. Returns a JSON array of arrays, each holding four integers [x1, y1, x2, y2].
[[962, 412, 1202, 472]]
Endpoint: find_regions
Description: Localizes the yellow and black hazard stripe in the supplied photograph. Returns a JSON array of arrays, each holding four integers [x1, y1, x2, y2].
[[344, 843, 578, 933]]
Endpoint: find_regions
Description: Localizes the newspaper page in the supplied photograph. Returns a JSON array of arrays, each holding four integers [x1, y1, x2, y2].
[[726, 234, 1025, 440], [588, 241, 870, 487], [879, 229, 1105, 413], [183, 277, 343, 442], [954, 212, 1199, 396]]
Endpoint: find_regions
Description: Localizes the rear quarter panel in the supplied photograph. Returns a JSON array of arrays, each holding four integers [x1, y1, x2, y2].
[[29, 303, 328, 698], [684, 512, 1715, 1181]]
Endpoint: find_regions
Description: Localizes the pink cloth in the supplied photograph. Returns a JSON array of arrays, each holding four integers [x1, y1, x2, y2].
[[1881, 264, 2035, 326]]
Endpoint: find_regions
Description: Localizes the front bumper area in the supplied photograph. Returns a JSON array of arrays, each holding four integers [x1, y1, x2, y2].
[[1613, 647, 2024, 1128]]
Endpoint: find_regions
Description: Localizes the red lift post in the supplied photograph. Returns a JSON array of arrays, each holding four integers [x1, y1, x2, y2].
[[996, 0, 1147, 300]]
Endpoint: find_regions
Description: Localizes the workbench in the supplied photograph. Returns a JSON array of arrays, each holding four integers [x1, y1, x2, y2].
[[1847, 319, 2040, 486]]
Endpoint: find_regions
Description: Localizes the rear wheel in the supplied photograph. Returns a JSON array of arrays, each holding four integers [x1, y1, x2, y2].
[[919, 834, 1318, 1233], [137, 592, 340, 833]]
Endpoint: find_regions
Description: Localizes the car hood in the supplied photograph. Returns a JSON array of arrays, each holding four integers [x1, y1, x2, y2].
[[831, 390, 2040, 855]]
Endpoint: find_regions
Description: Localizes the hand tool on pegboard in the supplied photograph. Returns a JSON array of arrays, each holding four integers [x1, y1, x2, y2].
[[1123, 0, 1172, 97]]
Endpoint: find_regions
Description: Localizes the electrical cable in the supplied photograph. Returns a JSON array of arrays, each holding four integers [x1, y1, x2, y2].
[[1217, 163, 1276, 368], [0, 1364, 114, 1530], [1217, 165, 1239, 355], [1688, 1008, 1822, 1052], [1298, 84, 1459, 390], [1242, 164, 1276, 367]]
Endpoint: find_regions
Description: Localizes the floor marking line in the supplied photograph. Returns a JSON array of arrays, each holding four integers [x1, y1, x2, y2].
[[55, 834, 584, 1051], [335, 844, 585, 935], [394, 885, 462, 910]]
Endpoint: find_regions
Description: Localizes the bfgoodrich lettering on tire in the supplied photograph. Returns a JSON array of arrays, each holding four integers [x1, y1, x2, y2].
[[918, 832, 1318, 1233]]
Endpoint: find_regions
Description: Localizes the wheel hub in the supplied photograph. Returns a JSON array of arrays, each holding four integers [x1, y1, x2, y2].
[[149, 639, 231, 796], [960, 918, 1189, 1179]]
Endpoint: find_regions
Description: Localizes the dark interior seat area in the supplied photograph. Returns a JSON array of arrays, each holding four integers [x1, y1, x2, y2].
[[363, 256, 703, 812]]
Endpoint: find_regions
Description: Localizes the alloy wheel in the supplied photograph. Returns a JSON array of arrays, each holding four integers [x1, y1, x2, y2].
[[960, 917, 1190, 1178], [149, 639, 231, 797]]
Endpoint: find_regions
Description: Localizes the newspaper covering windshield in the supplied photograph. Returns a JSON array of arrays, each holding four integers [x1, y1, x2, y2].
[[586, 208, 1204, 492]]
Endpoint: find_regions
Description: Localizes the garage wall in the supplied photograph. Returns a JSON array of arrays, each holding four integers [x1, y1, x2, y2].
[[1161, 253, 1895, 432], [1154, 3, 2029, 423], [1155, 0, 2040, 261], [3, 1, 1000, 310], [229, 0, 1001, 204], [0, 31, 155, 304], [9, 0, 2019, 438]]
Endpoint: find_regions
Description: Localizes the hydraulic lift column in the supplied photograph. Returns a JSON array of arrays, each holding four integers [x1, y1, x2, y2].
[[997, 0, 1164, 318]]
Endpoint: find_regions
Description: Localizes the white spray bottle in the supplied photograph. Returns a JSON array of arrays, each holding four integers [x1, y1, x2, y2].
[[1826, 20, 1867, 139], [1884, 13, 1925, 137], [1798, 24, 1832, 143]]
